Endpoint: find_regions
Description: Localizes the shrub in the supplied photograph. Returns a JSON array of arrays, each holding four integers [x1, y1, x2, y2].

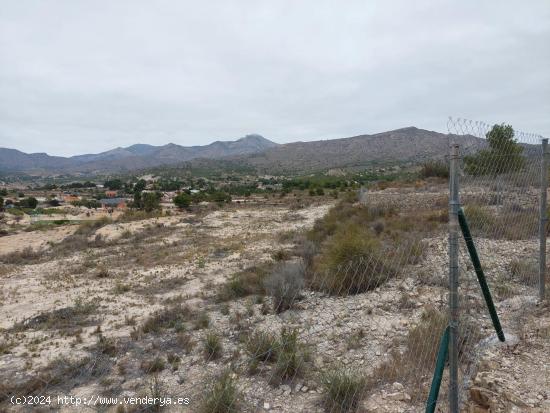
[[193, 311, 210, 330], [204, 331, 223, 360], [173, 192, 192, 209], [464, 205, 536, 240], [271, 249, 291, 261], [146, 375, 167, 412], [1, 247, 43, 264], [405, 307, 447, 371], [372, 221, 384, 236], [297, 239, 318, 275], [94, 334, 118, 357], [365, 306, 482, 402], [509, 258, 538, 285], [313, 224, 396, 295], [396, 235, 426, 265], [141, 356, 166, 373], [273, 328, 304, 382], [463, 205, 495, 233], [177, 332, 195, 353], [12, 299, 97, 332], [245, 330, 278, 363], [200, 370, 240, 413], [323, 368, 366, 413], [217, 264, 272, 301], [18, 197, 38, 209], [419, 161, 449, 179], [264, 262, 304, 313], [141, 305, 192, 334], [96, 267, 110, 278]]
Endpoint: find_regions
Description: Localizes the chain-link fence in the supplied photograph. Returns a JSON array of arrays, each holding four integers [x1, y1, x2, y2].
[[447, 117, 547, 411], [185, 180, 458, 411], [1, 120, 546, 413]]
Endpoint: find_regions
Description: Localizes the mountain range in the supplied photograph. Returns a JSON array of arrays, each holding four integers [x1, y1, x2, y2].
[[0, 134, 277, 175], [0, 128, 483, 176]]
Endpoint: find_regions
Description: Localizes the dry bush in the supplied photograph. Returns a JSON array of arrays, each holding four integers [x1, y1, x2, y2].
[[305, 201, 434, 296], [272, 328, 306, 383], [509, 258, 538, 285], [242, 327, 307, 383], [312, 224, 397, 295], [271, 249, 291, 261], [419, 161, 449, 179], [368, 307, 480, 402], [92, 334, 119, 357], [0, 354, 112, 404], [367, 307, 447, 401], [204, 331, 223, 360], [96, 266, 110, 278], [12, 299, 97, 332], [193, 311, 210, 330], [245, 330, 278, 363], [75, 217, 111, 235], [139, 304, 193, 335], [141, 356, 166, 374], [264, 262, 304, 313], [176, 332, 196, 353], [464, 204, 537, 240], [0, 337, 14, 355], [199, 370, 240, 413], [0, 246, 43, 264], [322, 368, 367, 413], [307, 202, 396, 245], [217, 263, 273, 302]]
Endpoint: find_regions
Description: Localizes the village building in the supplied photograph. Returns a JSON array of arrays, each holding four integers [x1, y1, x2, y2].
[[63, 194, 80, 203], [99, 197, 127, 210]]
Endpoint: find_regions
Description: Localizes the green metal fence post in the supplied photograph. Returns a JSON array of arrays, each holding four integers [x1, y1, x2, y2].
[[457, 208, 505, 342], [425, 326, 450, 413]]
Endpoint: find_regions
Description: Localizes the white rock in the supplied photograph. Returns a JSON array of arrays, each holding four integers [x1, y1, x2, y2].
[[263, 402, 270, 410], [392, 382, 405, 392], [387, 392, 411, 401]]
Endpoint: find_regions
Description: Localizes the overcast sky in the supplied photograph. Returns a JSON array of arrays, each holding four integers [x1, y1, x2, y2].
[[1, 1, 549, 156]]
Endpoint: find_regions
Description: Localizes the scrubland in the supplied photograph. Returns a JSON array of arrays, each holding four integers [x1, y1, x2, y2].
[[0, 183, 549, 412]]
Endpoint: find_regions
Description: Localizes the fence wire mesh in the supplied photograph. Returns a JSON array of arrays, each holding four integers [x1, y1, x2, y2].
[[176, 187, 457, 411], [447, 117, 546, 409]]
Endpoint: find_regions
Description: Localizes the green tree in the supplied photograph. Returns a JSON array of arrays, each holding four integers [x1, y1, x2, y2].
[[142, 192, 161, 212], [0, 196, 3, 210], [133, 191, 142, 209], [464, 124, 525, 175], [134, 179, 146, 193], [104, 179, 123, 190], [173, 192, 191, 209], [210, 191, 231, 204], [19, 197, 38, 209]]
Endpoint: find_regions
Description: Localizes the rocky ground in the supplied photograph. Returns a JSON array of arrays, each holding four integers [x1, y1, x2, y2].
[[0, 188, 548, 413]]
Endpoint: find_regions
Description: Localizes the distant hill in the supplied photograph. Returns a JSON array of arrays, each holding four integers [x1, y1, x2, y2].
[[0, 134, 278, 174], [232, 127, 484, 174], [0, 128, 487, 176]]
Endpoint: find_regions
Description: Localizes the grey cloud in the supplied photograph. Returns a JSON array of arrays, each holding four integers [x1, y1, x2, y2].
[[1, 0, 549, 156]]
